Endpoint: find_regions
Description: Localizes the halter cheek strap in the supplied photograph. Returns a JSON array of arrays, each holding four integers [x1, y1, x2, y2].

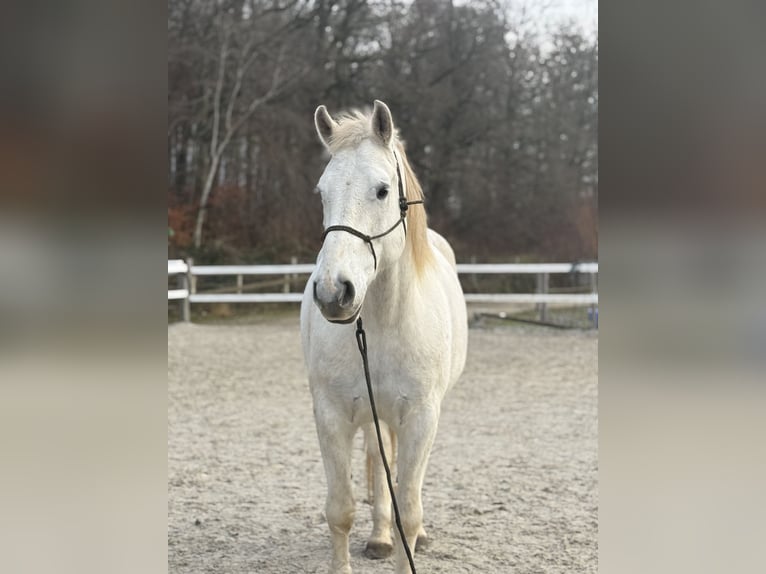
[[321, 154, 424, 271]]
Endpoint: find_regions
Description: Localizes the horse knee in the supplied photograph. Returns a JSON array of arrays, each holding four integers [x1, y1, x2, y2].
[[326, 498, 354, 534]]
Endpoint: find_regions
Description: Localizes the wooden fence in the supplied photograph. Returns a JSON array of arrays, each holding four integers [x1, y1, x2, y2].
[[168, 260, 598, 323]]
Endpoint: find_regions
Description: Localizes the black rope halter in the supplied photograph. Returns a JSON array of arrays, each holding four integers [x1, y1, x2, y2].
[[321, 153, 424, 271]]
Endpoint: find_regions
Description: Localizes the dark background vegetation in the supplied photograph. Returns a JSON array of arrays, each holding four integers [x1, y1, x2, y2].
[[168, 0, 598, 264]]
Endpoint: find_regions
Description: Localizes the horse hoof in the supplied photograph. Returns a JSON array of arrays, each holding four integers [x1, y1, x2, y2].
[[415, 533, 430, 552], [364, 540, 393, 559]]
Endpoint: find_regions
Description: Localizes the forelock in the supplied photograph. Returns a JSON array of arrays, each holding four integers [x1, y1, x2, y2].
[[326, 109, 399, 153]]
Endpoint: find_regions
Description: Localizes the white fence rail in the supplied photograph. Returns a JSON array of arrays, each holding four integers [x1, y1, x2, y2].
[[455, 262, 598, 274], [168, 259, 598, 322], [190, 264, 317, 276]]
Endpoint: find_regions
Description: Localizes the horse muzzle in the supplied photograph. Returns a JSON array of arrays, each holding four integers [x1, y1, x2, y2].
[[313, 277, 360, 323]]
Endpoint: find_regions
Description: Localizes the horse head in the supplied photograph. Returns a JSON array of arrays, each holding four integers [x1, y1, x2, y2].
[[311, 100, 409, 324]]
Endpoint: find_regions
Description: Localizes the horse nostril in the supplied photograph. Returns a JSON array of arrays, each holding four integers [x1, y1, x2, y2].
[[339, 280, 355, 308], [313, 281, 319, 303]]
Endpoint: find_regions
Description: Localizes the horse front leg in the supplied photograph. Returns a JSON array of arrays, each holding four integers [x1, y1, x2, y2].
[[363, 421, 395, 559], [314, 405, 356, 574], [392, 403, 440, 574]]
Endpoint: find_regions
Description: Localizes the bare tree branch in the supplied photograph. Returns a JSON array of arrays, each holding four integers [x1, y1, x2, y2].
[[210, 25, 231, 161]]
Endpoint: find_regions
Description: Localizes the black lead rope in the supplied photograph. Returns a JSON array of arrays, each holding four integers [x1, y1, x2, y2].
[[355, 318, 417, 574], [322, 158, 423, 271]]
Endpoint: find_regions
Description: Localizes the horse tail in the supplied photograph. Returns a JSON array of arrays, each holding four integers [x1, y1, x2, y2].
[[366, 439, 374, 503], [389, 425, 397, 473]]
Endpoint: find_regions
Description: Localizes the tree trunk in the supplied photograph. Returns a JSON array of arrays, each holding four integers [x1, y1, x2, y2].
[[192, 152, 222, 249]]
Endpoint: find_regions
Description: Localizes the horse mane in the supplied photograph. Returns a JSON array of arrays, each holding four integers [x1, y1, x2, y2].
[[326, 109, 435, 276]]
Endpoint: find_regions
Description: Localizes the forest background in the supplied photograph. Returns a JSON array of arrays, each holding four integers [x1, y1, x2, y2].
[[168, 0, 598, 265]]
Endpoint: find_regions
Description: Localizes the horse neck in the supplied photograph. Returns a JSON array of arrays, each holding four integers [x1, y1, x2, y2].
[[364, 244, 420, 326]]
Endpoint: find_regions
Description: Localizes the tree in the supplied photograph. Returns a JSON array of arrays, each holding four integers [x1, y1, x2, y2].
[[168, 0, 598, 262], [187, 3, 311, 248]]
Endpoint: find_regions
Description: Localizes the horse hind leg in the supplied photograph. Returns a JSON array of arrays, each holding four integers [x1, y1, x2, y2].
[[363, 422, 396, 559], [415, 524, 430, 551]]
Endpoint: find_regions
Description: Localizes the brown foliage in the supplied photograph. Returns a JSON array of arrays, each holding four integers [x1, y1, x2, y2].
[[168, 200, 195, 251]]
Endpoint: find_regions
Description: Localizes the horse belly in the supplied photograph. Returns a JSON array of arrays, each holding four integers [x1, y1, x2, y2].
[[428, 251, 468, 390]]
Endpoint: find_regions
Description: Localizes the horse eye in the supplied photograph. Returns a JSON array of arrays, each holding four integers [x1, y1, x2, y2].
[[376, 185, 389, 199]]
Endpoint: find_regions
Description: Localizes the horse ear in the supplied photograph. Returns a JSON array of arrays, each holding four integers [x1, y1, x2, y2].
[[371, 100, 394, 147], [314, 105, 337, 148]]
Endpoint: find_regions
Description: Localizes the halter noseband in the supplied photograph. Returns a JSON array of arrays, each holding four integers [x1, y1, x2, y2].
[[320, 153, 424, 271]]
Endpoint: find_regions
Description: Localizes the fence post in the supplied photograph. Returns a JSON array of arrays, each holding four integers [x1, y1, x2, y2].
[[284, 256, 297, 293], [470, 255, 479, 292], [589, 270, 598, 327], [536, 272, 549, 322], [179, 262, 190, 322], [236, 274, 243, 294], [187, 257, 197, 296]]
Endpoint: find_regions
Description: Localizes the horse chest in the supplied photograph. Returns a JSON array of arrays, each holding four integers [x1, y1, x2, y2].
[[318, 340, 437, 428], [348, 374, 416, 429]]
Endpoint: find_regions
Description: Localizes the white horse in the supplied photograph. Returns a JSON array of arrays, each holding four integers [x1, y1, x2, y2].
[[300, 100, 468, 574]]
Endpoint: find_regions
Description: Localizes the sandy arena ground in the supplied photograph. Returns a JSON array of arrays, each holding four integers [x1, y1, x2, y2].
[[168, 314, 598, 573]]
